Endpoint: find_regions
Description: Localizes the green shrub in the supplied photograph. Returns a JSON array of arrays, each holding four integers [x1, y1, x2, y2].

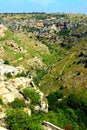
[[4, 60, 10, 65], [23, 87, 40, 105], [47, 93, 58, 111], [5, 109, 43, 130], [16, 71, 28, 77], [59, 30, 70, 37], [5, 109, 30, 130], [67, 94, 80, 110], [0, 97, 3, 105], [5, 72, 12, 78], [54, 90, 63, 99], [8, 98, 26, 108], [65, 108, 77, 122], [46, 91, 87, 129], [47, 90, 63, 111]]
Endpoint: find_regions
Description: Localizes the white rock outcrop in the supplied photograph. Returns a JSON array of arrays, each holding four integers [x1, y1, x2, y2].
[[0, 24, 7, 38], [0, 126, 8, 130]]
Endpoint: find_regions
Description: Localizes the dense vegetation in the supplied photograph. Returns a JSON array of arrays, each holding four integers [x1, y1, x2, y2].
[[46, 90, 87, 129], [8, 98, 27, 108], [6, 89, 87, 130], [5, 109, 43, 130], [0, 97, 3, 105], [23, 87, 40, 105]]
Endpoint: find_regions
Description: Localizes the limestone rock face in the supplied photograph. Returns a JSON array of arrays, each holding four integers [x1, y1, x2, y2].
[[35, 105, 40, 111], [0, 61, 18, 79], [0, 126, 8, 130], [0, 113, 6, 120], [0, 58, 48, 130], [0, 77, 32, 103], [2, 93, 15, 103], [36, 89, 48, 113], [0, 59, 48, 112], [40, 100, 48, 113], [0, 59, 25, 78], [0, 59, 32, 103]]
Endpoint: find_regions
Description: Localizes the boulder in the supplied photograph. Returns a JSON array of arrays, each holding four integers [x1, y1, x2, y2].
[[2, 92, 15, 103], [0, 126, 8, 130], [23, 107, 31, 116]]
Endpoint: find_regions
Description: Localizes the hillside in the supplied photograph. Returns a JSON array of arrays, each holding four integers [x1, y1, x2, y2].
[[0, 23, 55, 77], [38, 36, 87, 96], [0, 13, 87, 130]]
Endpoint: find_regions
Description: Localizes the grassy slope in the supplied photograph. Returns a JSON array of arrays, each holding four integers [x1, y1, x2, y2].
[[38, 36, 87, 97], [1, 14, 87, 96], [0, 29, 56, 70]]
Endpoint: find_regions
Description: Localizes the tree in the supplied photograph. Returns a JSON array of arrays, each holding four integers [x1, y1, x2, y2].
[[47, 93, 58, 111], [4, 60, 10, 65], [54, 90, 63, 99], [67, 94, 80, 110]]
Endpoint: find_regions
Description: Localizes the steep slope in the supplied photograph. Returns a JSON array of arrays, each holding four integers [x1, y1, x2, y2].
[[0, 26, 57, 77], [0, 13, 87, 129], [37, 35, 87, 96]]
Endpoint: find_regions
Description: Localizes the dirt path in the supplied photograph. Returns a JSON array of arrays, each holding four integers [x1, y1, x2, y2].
[[12, 52, 29, 63]]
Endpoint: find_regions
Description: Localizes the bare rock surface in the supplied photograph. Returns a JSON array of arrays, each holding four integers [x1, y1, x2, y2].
[[0, 24, 7, 38], [0, 126, 8, 130]]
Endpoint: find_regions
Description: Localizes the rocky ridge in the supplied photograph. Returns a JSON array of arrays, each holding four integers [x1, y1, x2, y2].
[[0, 59, 48, 129]]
